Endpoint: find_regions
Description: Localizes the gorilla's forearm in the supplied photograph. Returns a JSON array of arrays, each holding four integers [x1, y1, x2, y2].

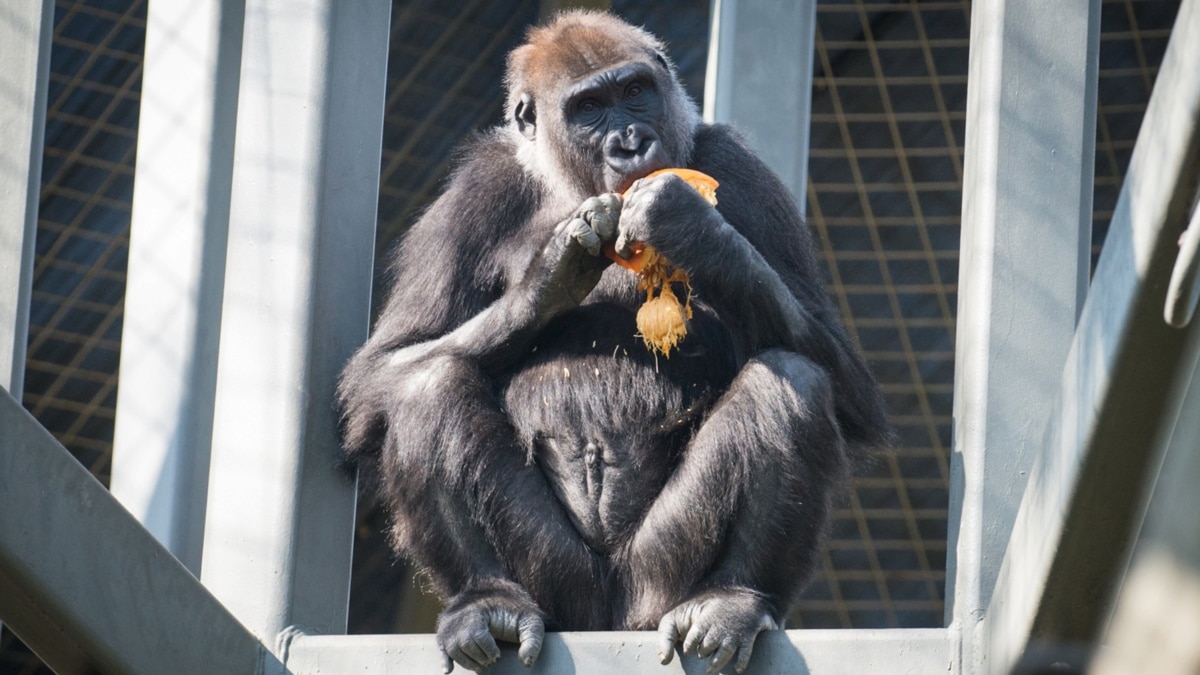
[[687, 218, 821, 352], [382, 289, 543, 375]]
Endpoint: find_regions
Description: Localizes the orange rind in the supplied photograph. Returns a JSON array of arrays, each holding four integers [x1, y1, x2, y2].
[[600, 168, 718, 356]]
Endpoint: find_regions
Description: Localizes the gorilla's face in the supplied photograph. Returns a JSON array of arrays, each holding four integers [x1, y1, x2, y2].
[[559, 60, 671, 194], [511, 44, 694, 201]]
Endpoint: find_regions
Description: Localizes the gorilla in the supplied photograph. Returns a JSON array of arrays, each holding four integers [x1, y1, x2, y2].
[[338, 11, 889, 673]]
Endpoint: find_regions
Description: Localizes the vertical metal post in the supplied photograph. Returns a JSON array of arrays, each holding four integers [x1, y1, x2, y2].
[[0, 0, 53, 396], [200, 0, 389, 645], [0, 0, 53, 645], [948, 0, 1100, 669], [110, 0, 245, 575], [704, 0, 816, 214]]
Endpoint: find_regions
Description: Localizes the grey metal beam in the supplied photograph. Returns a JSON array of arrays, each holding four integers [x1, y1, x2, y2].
[[703, 0, 815, 214], [0, 389, 271, 674], [279, 629, 951, 675], [200, 0, 389, 646], [1090, 315, 1200, 674], [110, 0, 245, 576], [985, 0, 1200, 671], [947, 0, 1099, 668], [0, 0, 52, 396]]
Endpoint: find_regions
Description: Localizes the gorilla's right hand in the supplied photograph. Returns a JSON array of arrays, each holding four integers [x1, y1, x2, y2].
[[561, 193, 621, 257], [437, 584, 546, 673], [533, 193, 622, 312]]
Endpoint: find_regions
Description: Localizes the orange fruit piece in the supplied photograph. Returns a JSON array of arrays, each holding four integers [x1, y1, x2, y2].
[[601, 168, 719, 272]]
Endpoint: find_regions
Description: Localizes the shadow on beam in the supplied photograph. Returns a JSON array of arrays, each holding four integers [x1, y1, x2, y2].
[[0, 389, 273, 674]]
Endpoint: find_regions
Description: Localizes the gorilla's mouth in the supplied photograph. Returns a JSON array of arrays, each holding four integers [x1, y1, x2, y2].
[[613, 163, 667, 195]]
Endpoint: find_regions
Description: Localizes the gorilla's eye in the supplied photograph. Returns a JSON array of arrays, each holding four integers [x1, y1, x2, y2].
[[626, 83, 644, 98], [578, 98, 602, 113]]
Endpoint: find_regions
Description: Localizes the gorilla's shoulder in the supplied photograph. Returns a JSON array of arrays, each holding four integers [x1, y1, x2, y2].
[[448, 127, 530, 192], [692, 124, 755, 162], [416, 128, 539, 239], [690, 123, 799, 223]]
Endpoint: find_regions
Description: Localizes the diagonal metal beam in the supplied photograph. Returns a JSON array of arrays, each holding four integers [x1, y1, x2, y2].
[[1090, 300, 1200, 674], [986, 0, 1200, 671], [0, 389, 271, 674]]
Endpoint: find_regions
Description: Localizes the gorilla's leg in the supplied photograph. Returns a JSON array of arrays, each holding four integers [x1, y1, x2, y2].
[[619, 349, 848, 672], [377, 354, 607, 671]]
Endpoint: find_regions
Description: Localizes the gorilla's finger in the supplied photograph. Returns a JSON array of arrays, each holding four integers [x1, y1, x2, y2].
[[657, 614, 681, 665], [599, 192, 622, 212], [682, 622, 708, 656], [734, 639, 756, 674], [589, 211, 616, 241], [567, 217, 600, 256], [471, 632, 501, 666], [440, 648, 454, 674], [614, 229, 635, 259], [698, 630, 723, 659], [445, 644, 480, 673], [590, 194, 622, 240], [453, 638, 491, 672], [709, 638, 737, 673], [517, 614, 545, 667]]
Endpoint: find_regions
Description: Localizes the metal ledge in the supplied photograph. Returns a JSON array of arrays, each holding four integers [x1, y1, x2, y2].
[[279, 629, 951, 675]]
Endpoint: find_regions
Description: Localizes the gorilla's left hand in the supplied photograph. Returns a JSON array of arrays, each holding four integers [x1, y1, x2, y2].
[[656, 588, 779, 674], [436, 584, 546, 673], [615, 171, 725, 272]]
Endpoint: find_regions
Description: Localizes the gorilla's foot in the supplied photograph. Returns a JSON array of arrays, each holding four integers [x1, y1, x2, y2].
[[656, 588, 778, 673], [436, 583, 545, 673]]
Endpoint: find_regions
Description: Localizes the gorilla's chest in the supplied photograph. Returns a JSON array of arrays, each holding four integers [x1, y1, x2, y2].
[[498, 302, 735, 551]]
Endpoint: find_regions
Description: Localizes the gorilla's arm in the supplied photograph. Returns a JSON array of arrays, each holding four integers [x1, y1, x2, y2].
[[337, 135, 617, 670], [357, 146, 616, 377], [340, 134, 619, 453], [617, 134, 820, 355], [617, 124, 892, 453]]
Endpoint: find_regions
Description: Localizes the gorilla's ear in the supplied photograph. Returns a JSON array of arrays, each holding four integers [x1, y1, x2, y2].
[[653, 51, 670, 71], [514, 93, 537, 141]]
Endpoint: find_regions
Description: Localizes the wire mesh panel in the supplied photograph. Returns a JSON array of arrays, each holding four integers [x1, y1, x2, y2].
[[0, 0, 1183, 670], [799, 0, 967, 629]]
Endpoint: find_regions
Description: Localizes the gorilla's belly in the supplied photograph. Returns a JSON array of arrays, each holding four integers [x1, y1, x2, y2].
[[501, 348, 713, 553]]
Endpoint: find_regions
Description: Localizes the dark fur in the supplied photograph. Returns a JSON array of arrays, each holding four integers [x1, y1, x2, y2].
[[338, 11, 889, 672]]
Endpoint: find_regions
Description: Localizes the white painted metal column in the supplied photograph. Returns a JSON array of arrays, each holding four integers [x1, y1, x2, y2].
[[985, 1, 1200, 669], [0, 0, 53, 647], [200, 0, 389, 646], [948, 0, 1099, 670], [0, 0, 53, 397], [110, 0, 245, 575], [704, 0, 816, 214]]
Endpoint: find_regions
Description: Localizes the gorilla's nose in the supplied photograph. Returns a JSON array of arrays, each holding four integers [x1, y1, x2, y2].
[[605, 123, 662, 175]]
